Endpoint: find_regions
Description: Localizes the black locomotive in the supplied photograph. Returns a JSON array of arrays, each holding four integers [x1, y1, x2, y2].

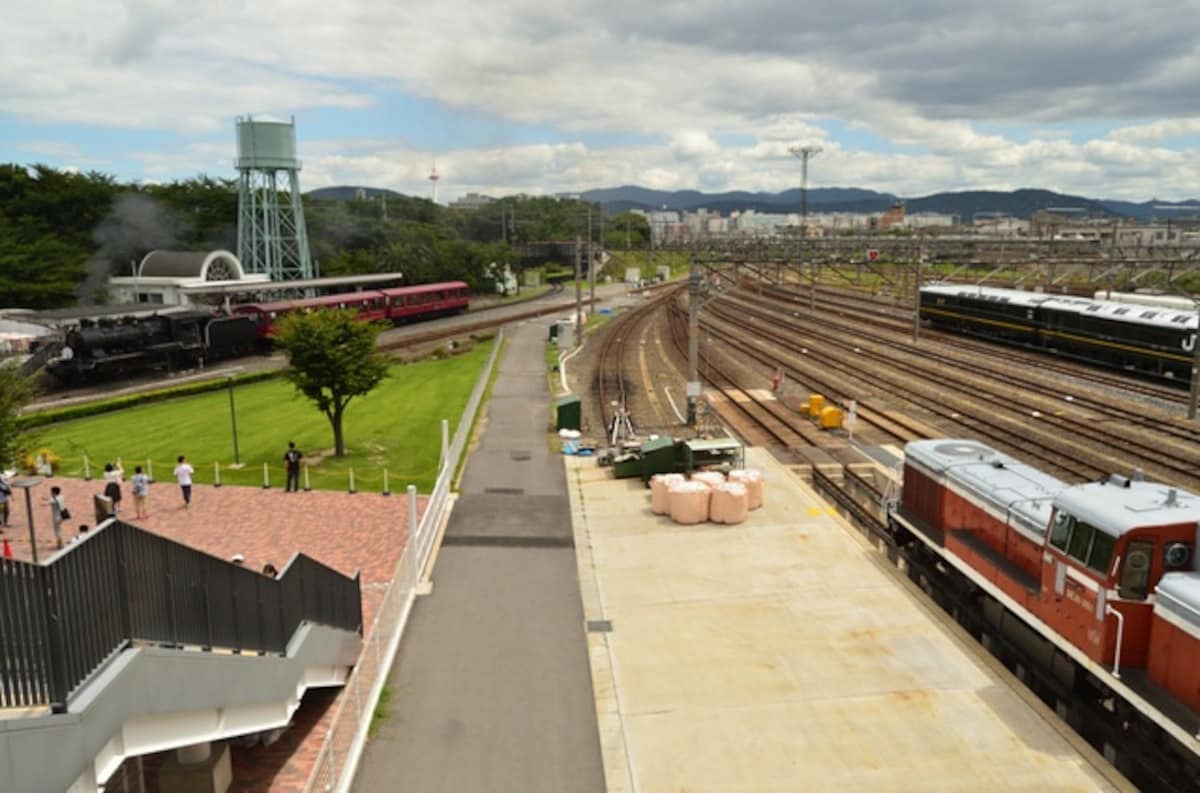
[[44, 310, 258, 385]]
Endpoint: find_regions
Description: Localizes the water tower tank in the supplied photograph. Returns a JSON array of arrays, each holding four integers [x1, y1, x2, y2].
[[236, 116, 301, 171]]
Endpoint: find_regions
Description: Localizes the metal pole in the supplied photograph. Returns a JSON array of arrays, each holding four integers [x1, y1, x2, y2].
[[24, 487, 36, 564], [227, 377, 241, 465], [913, 253, 923, 343], [1190, 304, 1200, 420], [575, 236, 583, 349], [687, 258, 701, 425], [588, 208, 595, 314]]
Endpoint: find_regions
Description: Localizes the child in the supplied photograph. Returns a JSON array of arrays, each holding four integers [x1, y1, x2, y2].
[[0, 474, 10, 528], [130, 466, 150, 519], [48, 486, 69, 550]]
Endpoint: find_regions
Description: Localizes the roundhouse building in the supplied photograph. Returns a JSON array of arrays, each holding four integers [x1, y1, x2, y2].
[[107, 249, 270, 308]]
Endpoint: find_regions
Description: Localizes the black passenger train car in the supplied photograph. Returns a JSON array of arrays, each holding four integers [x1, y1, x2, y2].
[[920, 284, 1197, 381]]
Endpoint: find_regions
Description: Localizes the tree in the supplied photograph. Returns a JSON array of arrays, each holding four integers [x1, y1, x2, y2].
[[272, 309, 389, 457], [0, 365, 36, 470]]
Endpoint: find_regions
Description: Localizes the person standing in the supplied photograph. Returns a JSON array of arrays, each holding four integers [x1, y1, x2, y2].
[[174, 455, 194, 510], [48, 486, 69, 550], [283, 441, 303, 493], [0, 474, 11, 528], [130, 466, 150, 519], [103, 463, 123, 517]]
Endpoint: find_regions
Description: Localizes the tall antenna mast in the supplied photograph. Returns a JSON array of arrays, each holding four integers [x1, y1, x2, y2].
[[428, 163, 440, 204], [788, 144, 823, 235]]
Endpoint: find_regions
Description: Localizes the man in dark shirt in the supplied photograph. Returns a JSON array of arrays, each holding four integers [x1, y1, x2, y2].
[[283, 442, 303, 492]]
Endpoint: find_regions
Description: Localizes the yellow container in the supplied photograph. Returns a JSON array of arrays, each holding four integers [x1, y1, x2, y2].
[[819, 405, 844, 429], [808, 394, 825, 417]]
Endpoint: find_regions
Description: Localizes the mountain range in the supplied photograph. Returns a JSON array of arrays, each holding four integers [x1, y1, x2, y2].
[[308, 185, 1200, 222]]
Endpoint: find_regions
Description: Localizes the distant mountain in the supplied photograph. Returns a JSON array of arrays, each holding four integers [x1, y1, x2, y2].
[[307, 185, 409, 202], [1098, 198, 1200, 222], [581, 186, 896, 214], [584, 185, 1125, 220]]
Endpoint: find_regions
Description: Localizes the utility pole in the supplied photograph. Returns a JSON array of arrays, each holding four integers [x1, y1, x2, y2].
[[788, 145, 823, 237], [587, 207, 595, 313], [912, 253, 923, 343], [687, 258, 702, 425], [575, 236, 583, 349], [1190, 302, 1200, 420]]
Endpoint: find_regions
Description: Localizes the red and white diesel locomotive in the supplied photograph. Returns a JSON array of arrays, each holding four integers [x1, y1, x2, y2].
[[888, 439, 1200, 789]]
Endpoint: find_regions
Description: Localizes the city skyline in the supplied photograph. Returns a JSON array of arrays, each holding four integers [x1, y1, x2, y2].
[[2, 1, 1199, 202]]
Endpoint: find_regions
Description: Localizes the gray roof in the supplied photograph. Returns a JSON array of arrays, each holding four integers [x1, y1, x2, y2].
[[904, 439, 1064, 538], [139, 250, 243, 281], [1055, 479, 1200, 537], [1156, 573, 1200, 635]]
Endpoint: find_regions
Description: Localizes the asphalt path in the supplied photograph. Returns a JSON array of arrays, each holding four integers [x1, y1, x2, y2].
[[351, 317, 606, 792]]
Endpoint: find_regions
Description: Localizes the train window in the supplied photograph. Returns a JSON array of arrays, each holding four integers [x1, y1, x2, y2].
[[1118, 540, 1154, 600], [1049, 511, 1072, 551], [1067, 521, 1094, 562], [1085, 527, 1115, 574]]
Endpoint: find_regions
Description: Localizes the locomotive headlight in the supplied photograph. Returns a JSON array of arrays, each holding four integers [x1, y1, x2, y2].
[[1164, 542, 1192, 569]]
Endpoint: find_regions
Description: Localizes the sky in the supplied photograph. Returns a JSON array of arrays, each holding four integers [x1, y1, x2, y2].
[[3, 0, 1200, 203]]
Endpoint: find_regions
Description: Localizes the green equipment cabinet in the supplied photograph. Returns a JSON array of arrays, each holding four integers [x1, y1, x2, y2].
[[682, 438, 743, 474], [639, 435, 681, 484], [555, 395, 582, 432]]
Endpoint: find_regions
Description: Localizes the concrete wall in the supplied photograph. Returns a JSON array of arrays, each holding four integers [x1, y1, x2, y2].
[[0, 623, 361, 793]]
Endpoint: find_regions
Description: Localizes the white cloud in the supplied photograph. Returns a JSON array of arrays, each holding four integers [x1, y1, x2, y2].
[[3, 0, 1200, 200]]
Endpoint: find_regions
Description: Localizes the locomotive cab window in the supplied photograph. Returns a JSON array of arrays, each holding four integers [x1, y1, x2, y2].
[[1049, 511, 1072, 551], [1067, 521, 1094, 562], [1118, 540, 1154, 600], [1084, 526, 1115, 574]]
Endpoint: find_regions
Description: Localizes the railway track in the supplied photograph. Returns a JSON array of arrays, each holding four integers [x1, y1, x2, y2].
[[593, 287, 683, 435], [726, 287, 1200, 454], [702, 290, 1200, 488]]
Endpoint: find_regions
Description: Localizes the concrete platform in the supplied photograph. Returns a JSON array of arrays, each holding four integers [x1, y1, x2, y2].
[[568, 447, 1132, 793]]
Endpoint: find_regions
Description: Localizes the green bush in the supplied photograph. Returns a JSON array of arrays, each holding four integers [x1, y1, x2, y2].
[[19, 369, 283, 430]]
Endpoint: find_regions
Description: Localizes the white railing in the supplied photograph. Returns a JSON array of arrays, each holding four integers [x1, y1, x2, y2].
[[304, 330, 505, 793]]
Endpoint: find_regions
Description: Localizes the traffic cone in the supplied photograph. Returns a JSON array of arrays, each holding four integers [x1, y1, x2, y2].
[[3, 538, 12, 559]]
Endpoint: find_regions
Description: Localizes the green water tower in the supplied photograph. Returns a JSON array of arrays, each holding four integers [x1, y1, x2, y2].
[[235, 115, 315, 281]]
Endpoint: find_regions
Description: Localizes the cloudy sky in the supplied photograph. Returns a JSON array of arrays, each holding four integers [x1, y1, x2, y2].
[[3, 0, 1200, 202]]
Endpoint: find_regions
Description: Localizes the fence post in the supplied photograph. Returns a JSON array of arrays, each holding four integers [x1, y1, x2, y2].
[[147, 458, 154, 483], [262, 463, 270, 490], [407, 485, 419, 585], [303, 463, 311, 492], [38, 566, 69, 713], [213, 461, 222, 488], [441, 418, 450, 472], [348, 468, 356, 495], [382, 469, 390, 497], [83, 455, 91, 481]]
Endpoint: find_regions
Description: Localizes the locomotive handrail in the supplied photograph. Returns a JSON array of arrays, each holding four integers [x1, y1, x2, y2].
[[0, 519, 362, 714], [1106, 603, 1125, 679]]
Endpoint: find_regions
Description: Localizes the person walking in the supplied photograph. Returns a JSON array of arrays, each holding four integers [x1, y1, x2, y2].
[[130, 465, 150, 519], [48, 486, 69, 550], [103, 464, 123, 517], [174, 455, 194, 510], [283, 441, 303, 493]]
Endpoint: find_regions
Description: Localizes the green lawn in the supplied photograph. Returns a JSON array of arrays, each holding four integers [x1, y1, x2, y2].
[[34, 341, 494, 493]]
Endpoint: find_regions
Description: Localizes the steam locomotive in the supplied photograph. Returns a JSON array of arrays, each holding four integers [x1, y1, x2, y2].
[[44, 310, 258, 385], [889, 439, 1200, 789], [920, 283, 1198, 381]]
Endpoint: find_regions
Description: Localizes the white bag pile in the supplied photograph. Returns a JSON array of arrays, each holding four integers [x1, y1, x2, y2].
[[690, 471, 726, 490], [668, 481, 711, 524], [728, 469, 764, 510], [710, 482, 749, 525], [649, 473, 686, 515]]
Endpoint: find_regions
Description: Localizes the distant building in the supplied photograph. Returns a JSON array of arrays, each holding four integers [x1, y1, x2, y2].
[[450, 192, 496, 210], [107, 250, 270, 308], [875, 202, 906, 230]]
